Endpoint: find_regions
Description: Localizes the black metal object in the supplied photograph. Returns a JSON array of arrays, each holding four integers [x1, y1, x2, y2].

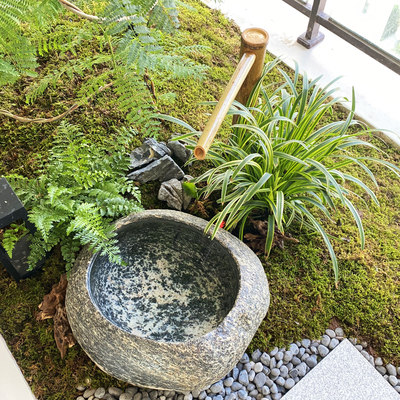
[[0, 177, 43, 280], [282, 0, 400, 75]]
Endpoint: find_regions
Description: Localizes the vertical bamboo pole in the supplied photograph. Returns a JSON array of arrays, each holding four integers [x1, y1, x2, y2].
[[236, 28, 269, 106], [194, 28, 269, 160]]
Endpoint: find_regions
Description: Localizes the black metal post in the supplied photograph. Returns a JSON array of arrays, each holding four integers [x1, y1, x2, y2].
[[297, 0, 327, 48]]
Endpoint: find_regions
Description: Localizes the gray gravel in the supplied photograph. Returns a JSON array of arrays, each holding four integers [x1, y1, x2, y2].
[[76, 327, 400, 400]]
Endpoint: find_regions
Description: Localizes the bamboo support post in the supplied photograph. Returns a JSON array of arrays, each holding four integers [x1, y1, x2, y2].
[[194, 28, 269, 160]]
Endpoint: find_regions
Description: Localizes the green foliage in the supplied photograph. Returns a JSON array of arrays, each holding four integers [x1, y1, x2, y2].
[[1, 223, 29, 257], [162, 61, 400, 282], [6, 122, 142, 272]]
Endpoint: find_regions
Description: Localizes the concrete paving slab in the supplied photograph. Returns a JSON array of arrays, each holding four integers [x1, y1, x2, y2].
[[0, 335, 37, 400], [281, 339, 400, 400]]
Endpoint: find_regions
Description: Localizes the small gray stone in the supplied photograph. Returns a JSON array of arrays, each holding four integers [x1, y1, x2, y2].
[[296, 363, 307, 377], [388, 376, 398, 386], [158, 178, 183, 210], [318, 344, 329, 357], [292, 356, 301, 366], [238, 390, 248, 400], [252, 349, 262, 362], [245, 362, 255, 372], [224, 377, 234, 387], [321, 335, 331, 347], [270, 348, 279, 357], [125, 388, 138, 396], [232, 368, 240, 380], [305, 355, 318, 368], [84, 389, 96, 399], [248, 370, 256, 382], [210, 382, 224, 394], [254, 372, 267, 388], [108, 388, 123, 397], [298, 348, 305, 357], [301, 339, 311, 348], [150, 391, 158, 400], [355, 345, 363, 351], [270, 368, 280, 377], [269, 358, 276, 369], [103, 395, 116, 400], [275, 377, 285, 387], [270, 384, 278, 394], [77, 397, 85, 400], [226, 394, 237, 400], [284, 378, 295, 390], [283, 351, 293, 363], [261, 386, 270, 396], [77, 386, 86, 392], [239, 370, 250, 386], [120, 394, 133, 400], [329, 338, 339, 350], [276, 360, 283, 369], [275, 352, 283, 361], [376, 366, 387, 375], [254, 362, 264, 373], [167, 140, 191, 164], [260, 353, 270, 366], [225, 387, 232, 396], [395, 387, 400, 394], [375, 357, 383, 366], [95, 388, 106, 399], [199, 391, 207, 400], [280, 365, 288, 378], [272, 394, 282, 400], [361, 350, 370, 360], [159, 396, 166, 400], [231, 382, 243, 392], [214, 395, 223, 400], [387, 364, 397, 376], [289, 369, 298, 379], [205, 397, 212, 400], [127, 155, 184, 183], [325, 329, 336, 338], [240, 354, 250, 364], [335, 327, 344, 337], [310, 346, 318, 355], [289, 344, 299, 356]]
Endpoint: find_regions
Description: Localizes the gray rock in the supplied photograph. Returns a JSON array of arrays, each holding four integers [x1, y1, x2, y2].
[[109, 388, 123, 397], [214, 395, 223, 400], [120, 394, 134, 400], [289, 369, 298, 379], [192, 389, 201, 398], [296, 363, 307, 377], [260, 353, 270, 366], [397, 367, 400, 376], [182, 175, 194, 210], [252, 349, 262, 362], [325, 329, 336, 338], [249, 390, 259, 397], [239, 370, 250, 386], [224, 377, 234, 387], [305, 355, 317, 368], [395, 387, 400, 394], [129, 139, 171, 170], [261, 386, 270, 396], [238, 390, 248, 400], [94, 388, 106, 399], [284, 378, 295, 390], [77, 386, 86, 392], [301, 339, 310, 348], [254, 373, 267, 388], [376, 366, 387, 375], [271, 394, 282, 400], [225, 387, 232, 396], [248, 370, 256, 382], [167, 140, 191, 165], [275, 377, 285, 387], [335, 327, 344, 337], [375, 357, 383, 366], [231, 382, 243, 392], [269, 358, 276, 369], [328, 338, 339, 350], [280, 365, 288, 378], [199, 391, 207, 399], [291, 356, 301, 366], [355, 345, 363, 351], [244, 363, 253, 372], [270, 368, 280, 377], [125, 388, 138, 396], [318, 345, 329, 357], [283, 351, 293, 363], [270, 384, 278, 394], [149, 391, 158, 400], [386, 364, 397, 376], [275, 352, 283, 361], [276, 360, 283, 369], [83, 389, 96, 399], [240, 354, 250, 364], [103, 395, 115, 400], [289, 344, 299, 356], [232, 368, 240, 380], [226, 394, 237, 400], [254, 362, 263, 373], [388, 376, 398, 386], [321, 335, 330, 347], [183, 394, 192, 400], [77, 397, 85, 400], [270, 348, 279, 357], [210, 382, 224, 394], [127, 155, 184, 183], [298, 348, 305, 357], [360, 350, 370, 360], [158, 178, 183, 210]]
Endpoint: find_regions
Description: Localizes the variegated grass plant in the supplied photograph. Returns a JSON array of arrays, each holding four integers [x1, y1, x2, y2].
[[158, 61, 400, 282]]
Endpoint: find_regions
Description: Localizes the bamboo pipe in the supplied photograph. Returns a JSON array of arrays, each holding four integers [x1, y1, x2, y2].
[[194, 28, 269, 160]]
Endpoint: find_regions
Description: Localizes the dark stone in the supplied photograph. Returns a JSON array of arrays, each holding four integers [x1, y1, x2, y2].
[[129, 139, 171, 170], [167, 140, 192, 165], [66, 210, 270, 393], [127, 155, 184, 183], [158, 179, 183, 210]]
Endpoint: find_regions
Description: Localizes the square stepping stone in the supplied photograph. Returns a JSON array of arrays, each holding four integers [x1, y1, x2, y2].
[[282, 338, 400, 400], [0, 335, 37, 399]]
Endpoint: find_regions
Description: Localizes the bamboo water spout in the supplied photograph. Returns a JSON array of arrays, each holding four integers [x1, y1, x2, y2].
[[194, 28, 269, 160]]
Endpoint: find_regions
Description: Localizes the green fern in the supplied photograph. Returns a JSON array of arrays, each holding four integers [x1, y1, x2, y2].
[[1, 223, 29, 257], [6, 121, 143, 272]]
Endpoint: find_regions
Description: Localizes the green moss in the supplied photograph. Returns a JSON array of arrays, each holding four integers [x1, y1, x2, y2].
[[0, 0, 400, 398]]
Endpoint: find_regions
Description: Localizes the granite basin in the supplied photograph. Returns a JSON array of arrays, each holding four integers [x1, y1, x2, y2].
[[66, 210, 270, 392]]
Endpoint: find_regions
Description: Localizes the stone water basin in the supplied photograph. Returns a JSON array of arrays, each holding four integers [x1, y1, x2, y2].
[[66, 210, 270, 392]]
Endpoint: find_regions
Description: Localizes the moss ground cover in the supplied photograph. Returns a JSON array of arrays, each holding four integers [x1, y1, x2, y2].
[[0, 1, 399, 399]]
